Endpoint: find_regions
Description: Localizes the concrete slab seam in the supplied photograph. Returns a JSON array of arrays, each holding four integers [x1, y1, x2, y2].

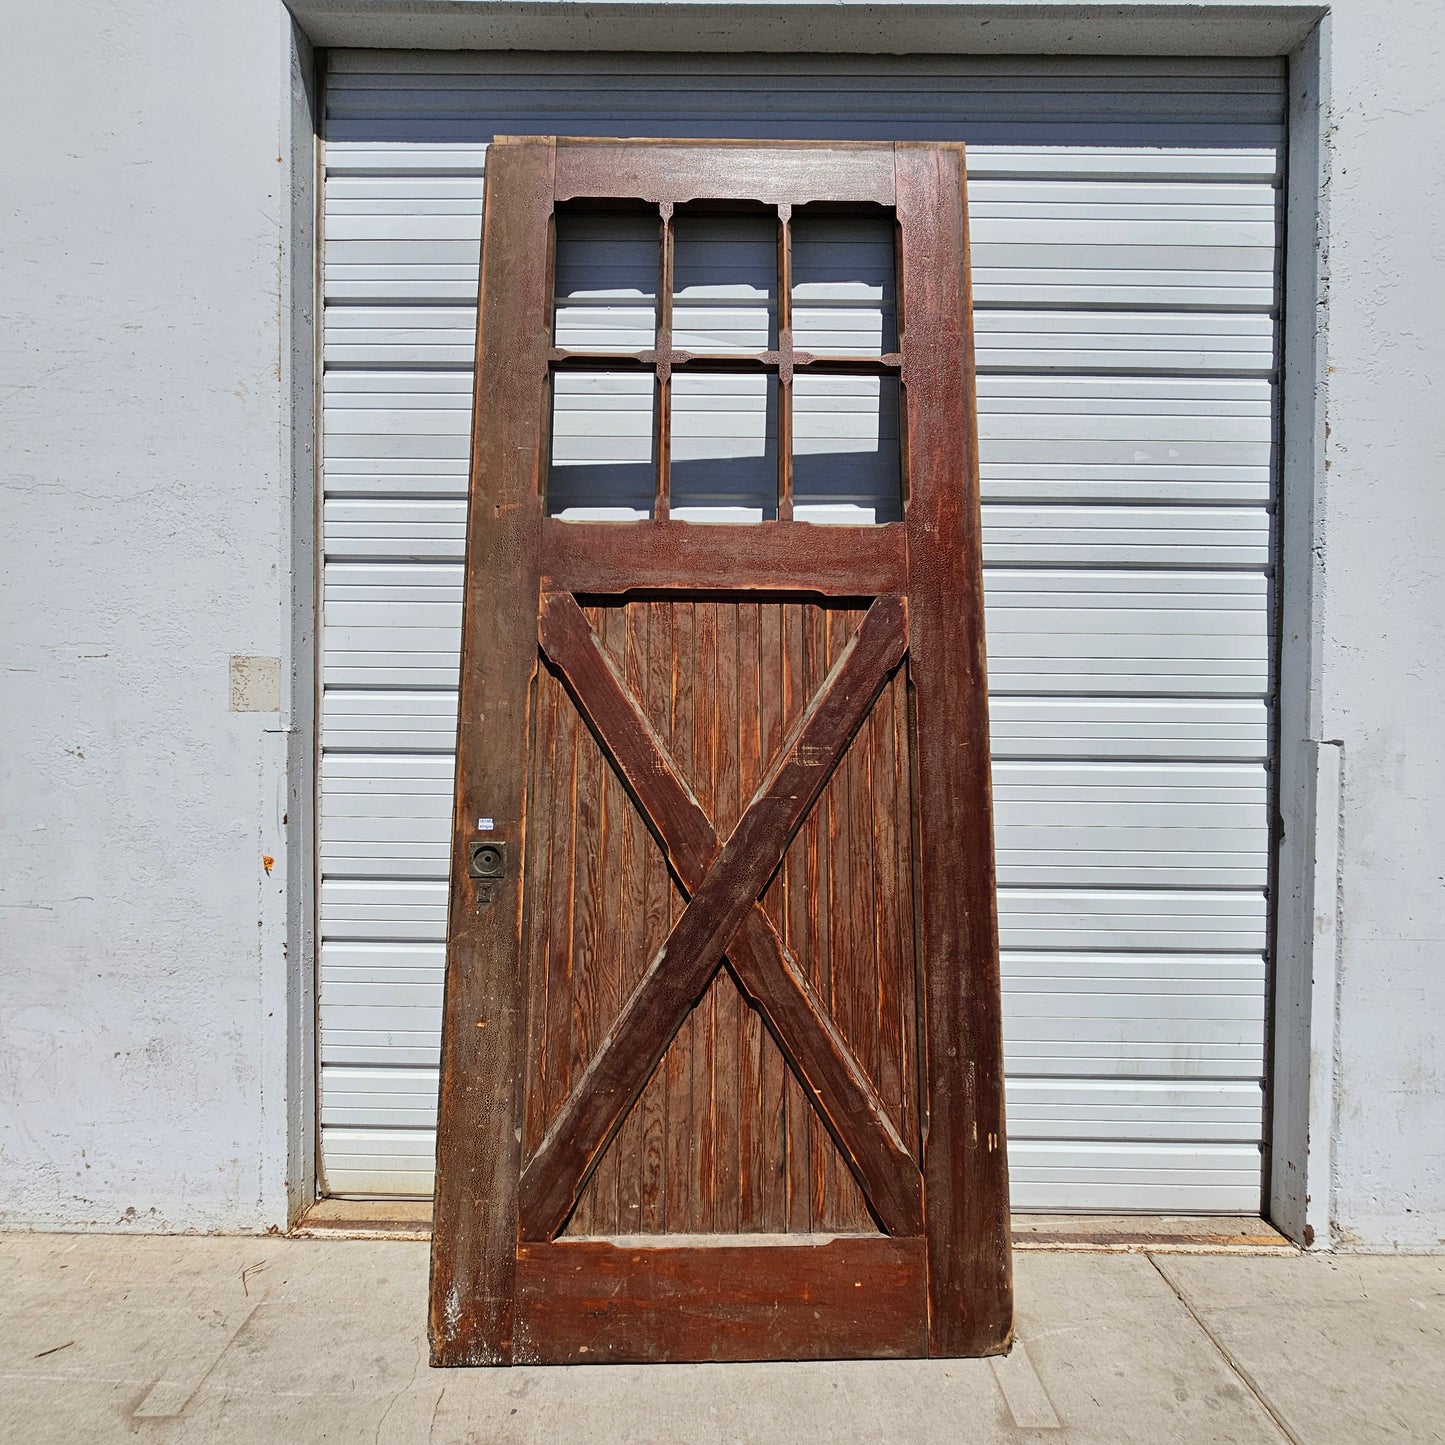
[[1147, 1253, 1302, 1445], [131, 1300, 261, 1420], [991, 1342, 1064, 1430]]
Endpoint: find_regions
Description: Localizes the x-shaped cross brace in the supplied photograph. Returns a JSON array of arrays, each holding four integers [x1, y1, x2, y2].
[[516, 591, 923, 1241]]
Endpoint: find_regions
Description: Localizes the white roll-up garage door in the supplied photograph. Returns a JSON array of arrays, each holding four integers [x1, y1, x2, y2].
[[317, 53, 1282, 1210]]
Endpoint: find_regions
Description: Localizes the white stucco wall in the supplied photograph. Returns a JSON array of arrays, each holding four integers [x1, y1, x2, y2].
[[1316, 1, 1445, 1250], [0, 2, 296, 1230], [0, 0, 1441, 1245]]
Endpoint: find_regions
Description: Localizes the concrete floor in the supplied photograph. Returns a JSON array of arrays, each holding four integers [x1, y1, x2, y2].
[[1, 1234, 1441, 1444]]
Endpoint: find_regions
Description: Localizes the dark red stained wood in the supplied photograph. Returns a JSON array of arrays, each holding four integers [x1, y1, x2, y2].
[[896, 143, 1012, 1356], [664, 600, 695, 1236], [795, 604, 828, 1232], [534, 596, 916, 1233], [713, 604, 742, 1233], [566, 609, 606, 1238], [613, 604, 651, 1233], [549, 347, 903, 373], [891, 669, 921, 1158], [756, 602, 790, 1229], [639, 602, 672, 1233], [550, 138, 896, 209], [730, 910, 916, 1233], [514, 1238, 927, 1364], [539, 595, 714, 873], [436, 136, 1009, 1367], [735, 601, 766, 1229], [591, 608, 627, 1230], [871, 671, 907, 1145], [519, 595, 913, 1241], [825, 608, 859, 1232], [520, 658, 556, 1161], [690, 603, 719, 1233], [542, 673, 579, 1137], [429, 136, 555, 1367], [541, 517, 905, 596], [656, 204, 674, 522], [777, 206, 795, 522]]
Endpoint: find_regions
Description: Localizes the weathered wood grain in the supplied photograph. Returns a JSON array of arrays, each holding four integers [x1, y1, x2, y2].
[[429, 136, 555, 1367], [896, 142, 1012, 1355], [552, 137, 896, 208], [437, 136, 1008, 1366], [541, 517, 905, 596], [519, 595, 912, 1240], [515, 1237, 927, 1363], [543, 592, 901, 1236]]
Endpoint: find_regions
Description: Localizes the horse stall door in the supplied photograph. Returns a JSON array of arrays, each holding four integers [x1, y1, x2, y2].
[[429, 138, 1009, 1365]]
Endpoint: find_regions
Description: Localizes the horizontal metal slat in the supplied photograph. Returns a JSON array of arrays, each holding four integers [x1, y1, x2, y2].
[[322, 690, 1268, 762], [316, 1127, 1265, 1211], [1008, 1141, 1263, 1212], [319, 1127, 437, 1196], [319, 755, 1268, 887], [1006, 1079, 1264, 1143], [319, 1069, 1264, 1144], [326, 140, 1281, 184], [321, 878, 1268, 955], [996, 888, 1267, 952]]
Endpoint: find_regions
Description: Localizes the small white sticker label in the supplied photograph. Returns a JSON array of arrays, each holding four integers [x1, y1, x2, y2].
[[477, 817, 494, 832]]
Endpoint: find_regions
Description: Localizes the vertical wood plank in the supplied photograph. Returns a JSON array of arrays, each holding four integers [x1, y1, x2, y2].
[[757, 601, 788, 1230], [797, 598, 820, 1231], [789, 602, 813, 1231], [593, 606, 628, 1232], [893, 671, 921, 1158], [714, 602, 742, 1232], [665, 601, 694, 1234], [640, 600, 671, 1232], [615, 602, 650, 1233], [735, 600, 765, 1230], [871, 674, 906, 1147], [850, 669, 882, 1127], [805, 602, 835, 1232], [544, 673, 579, 1138], [814, 606, 843, 1230], [430, 137, 555, 1367], [566, 608, 606, 1239], [896, 143, 1011, 1355], [691, 602, 718, 1233]]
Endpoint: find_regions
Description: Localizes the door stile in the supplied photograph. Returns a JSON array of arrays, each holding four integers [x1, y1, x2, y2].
[[895, 144, 1012, 1355], [430, 137, 556, 1368]]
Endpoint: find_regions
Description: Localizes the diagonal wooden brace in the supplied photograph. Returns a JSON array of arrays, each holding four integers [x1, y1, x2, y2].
[[534, 592, 922, 1234], [518, 591, 920, 1241]]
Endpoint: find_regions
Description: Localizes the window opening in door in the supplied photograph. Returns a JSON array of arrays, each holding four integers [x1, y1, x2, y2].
[[547, 370, 658, 522], [545, 201, 904, 526]]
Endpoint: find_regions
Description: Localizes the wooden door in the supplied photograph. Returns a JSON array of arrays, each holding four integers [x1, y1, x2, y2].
[[429, 138, 1010, 1365]]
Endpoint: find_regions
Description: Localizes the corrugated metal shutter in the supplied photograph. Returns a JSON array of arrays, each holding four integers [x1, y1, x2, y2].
[[318, 52, 1283, 1210]]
